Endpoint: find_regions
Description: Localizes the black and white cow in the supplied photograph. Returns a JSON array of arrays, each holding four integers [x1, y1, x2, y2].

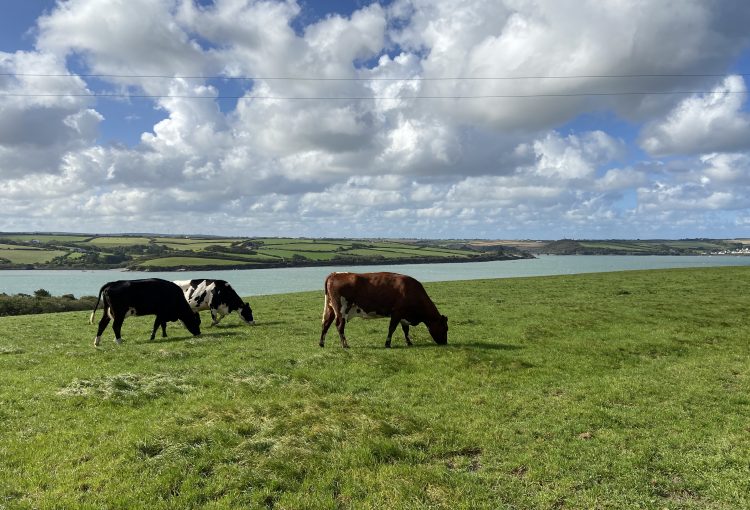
[[90, 278, 201, 346], [173, 279, 255, 326]]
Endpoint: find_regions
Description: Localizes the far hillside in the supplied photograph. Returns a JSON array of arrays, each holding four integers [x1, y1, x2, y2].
[[0, 234, 530, 271], [536, 238, 745, 255]]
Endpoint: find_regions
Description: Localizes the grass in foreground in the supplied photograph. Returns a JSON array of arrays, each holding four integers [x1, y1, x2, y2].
[[1, 267, 750, 509]]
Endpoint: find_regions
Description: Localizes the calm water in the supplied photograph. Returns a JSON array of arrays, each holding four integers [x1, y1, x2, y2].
[[1, 255, 750, 297]]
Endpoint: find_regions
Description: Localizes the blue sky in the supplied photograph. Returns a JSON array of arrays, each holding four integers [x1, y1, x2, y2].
[[1, 0, 749, 239]]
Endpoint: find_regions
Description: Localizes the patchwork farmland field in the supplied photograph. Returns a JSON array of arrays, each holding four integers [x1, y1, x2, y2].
[[1, 267, 749, 508], [0, 234, 527, 270], [0, 248, 68, 264], [1, 233, 744, 271]]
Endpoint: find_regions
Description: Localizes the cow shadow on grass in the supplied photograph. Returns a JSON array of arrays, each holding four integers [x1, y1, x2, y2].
[[237, 321, 285, 328], [199, 321, 284, 330], [144, 329, 244, 344], [451, 341, 523, 351], [358, 341, 522, 351]]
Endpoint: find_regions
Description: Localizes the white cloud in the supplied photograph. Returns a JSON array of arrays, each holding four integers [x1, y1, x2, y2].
[[636, 153, 750, 216], [640, 75, 750, 156], [594, 168, 647, 192], [531, 131, 624, 180], [37, 0, 209, 85], [0, 50, 98, 177], [638, 184, 738, 212], [389, 0, 750, 129]]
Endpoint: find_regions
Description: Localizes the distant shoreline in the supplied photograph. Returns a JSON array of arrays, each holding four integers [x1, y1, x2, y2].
[[1, 252, 534, 272]]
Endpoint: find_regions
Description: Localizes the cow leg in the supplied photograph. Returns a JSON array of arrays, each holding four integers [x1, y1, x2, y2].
[[210, 309, 220, 326], [320, 305, 335, 347], [401, 322, 413, 346], [385, 316, 401, 348], [94, 313, 111, 347], [112, 315, 125, 344], [150, 317, 159, 340], [335, 316, 349, 349], [150, 317, 167, 340]]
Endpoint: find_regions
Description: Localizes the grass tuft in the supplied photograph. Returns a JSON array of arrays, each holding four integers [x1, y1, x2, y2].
[[57, 373, 192, 403]]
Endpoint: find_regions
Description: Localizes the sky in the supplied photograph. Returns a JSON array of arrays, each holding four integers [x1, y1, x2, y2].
[[1, 0, 749, 240]]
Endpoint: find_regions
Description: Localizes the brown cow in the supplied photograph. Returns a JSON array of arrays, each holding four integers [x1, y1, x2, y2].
[[320, 272, 448, 348]]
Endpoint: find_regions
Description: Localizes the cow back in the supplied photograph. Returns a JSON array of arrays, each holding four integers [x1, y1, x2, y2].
[[105, 278, 193, 320], [326, 272, 440, 319]]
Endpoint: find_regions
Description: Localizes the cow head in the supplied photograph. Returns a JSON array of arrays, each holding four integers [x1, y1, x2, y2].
[[239, 302, 255, 325], [182, 311, 202, 336], [427, 315, 448, 345]]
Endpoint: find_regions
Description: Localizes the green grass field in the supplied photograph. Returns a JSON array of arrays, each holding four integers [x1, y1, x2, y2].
[[0, 235, 92, 243], [1, 267, 749, 509], [83, 236, 154, 247], [0, 248, 67, 264], [135, 257, 260, 267], [0, 244, 45, 250], [254, 248, 338, 261], [575, 239, 734, 254], [260, 243, 349, 252]]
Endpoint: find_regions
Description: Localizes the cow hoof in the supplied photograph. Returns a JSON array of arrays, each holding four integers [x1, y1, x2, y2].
[[115, 338, 123, 345], [385, 341, 392, 348], [93, 336, 101, 347], [319, 342, 325, 348]]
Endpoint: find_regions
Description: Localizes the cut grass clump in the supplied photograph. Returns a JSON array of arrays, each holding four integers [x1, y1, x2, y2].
[[229, 369, 293, 391], [0, 345, 24, 355], [58, 373, 192, 403]]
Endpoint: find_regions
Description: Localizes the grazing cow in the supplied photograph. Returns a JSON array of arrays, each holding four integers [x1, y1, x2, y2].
[[320, 272, 448, 348], [173, 279, 255, 326], [90, 278, 201, 346]]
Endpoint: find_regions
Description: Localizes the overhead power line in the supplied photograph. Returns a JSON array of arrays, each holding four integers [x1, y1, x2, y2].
[[3, 71, 746, 100], [0, 90, 747, 100], [2, 71, 749, 81]]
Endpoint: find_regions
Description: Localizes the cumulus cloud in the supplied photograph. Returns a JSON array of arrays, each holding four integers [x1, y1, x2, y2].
[[37, 0, 209, 84], [389, 0, 750, 128], [640, 75, 750, 156], [0, 50, 97, 177], [0, 0, 749, 238]]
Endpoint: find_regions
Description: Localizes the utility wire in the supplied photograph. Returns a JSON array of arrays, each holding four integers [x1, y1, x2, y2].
[[0, 90, 747, 100], [3, 71, 746, 99], [2, 72, 749, 81]]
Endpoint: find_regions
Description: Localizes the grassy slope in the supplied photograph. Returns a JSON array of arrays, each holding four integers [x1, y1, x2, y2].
[[0, 248, 68, 264], [136, 257, 260, 267], [0, 235, 92, 243], [575, 240, 732, 253], [1, 267, 749, 508]]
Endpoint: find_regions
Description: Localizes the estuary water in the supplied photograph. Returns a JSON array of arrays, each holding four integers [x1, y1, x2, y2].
[[1, 255, 750, 297]]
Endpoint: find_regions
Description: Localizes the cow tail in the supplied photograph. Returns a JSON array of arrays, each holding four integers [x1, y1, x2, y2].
[[89, 284, 106, 324], [322, 274, 331, 317]]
